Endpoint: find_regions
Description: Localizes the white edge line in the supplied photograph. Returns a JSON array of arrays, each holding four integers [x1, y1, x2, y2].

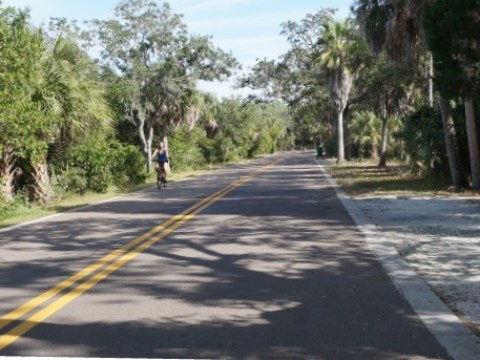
[[314, 157, 480, 360]]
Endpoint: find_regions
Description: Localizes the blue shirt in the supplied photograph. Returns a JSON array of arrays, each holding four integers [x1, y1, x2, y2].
[[157, 150, 168, 163]]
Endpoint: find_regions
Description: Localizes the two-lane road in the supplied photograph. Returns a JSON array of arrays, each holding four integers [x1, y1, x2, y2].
[[0, 153, 450, 359]]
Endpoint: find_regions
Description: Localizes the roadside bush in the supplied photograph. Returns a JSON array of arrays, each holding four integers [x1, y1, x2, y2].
[[198, 135, 236, 164], [396, 105, 448, 177], [325, 137, 337, 158], [349, 111, 381, 159], [0, 190, 30, 222], [197, 137, 215, 164], [111, 143, 148, 188], [169, 126, 206, 170], [214, 135, 237, 162], [54, 166, 88, 195], [248, 131, 275, 158], [68, 140, 112, 193]]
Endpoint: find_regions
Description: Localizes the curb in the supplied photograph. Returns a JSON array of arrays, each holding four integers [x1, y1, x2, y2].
[[315, 158, 480, 360]]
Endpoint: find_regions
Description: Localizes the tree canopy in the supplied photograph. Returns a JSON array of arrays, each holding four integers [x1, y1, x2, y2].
[[2, 0, 480, 207]]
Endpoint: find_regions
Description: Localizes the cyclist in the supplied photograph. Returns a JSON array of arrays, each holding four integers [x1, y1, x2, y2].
[[152, 142, 169, 187]]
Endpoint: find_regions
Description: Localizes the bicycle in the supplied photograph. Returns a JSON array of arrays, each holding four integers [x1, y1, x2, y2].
[[156, 163, 168, 189]]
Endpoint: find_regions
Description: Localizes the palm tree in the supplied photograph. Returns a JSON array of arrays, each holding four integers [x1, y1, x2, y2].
[[0, 8, 113, 204], [0, 10, 50, 203], [27, 36, 113, 203], [199, 93, 220, 139], [350, 110, 382, 158], [317, 20, 364, 162], [424, 0, 480, 190], [149, 61, 198, 171], [47, 37, 113, 144], [13, 34, 113, 204]]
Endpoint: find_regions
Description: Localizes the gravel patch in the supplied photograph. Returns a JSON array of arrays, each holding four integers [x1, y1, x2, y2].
[[354, 195, 480, 332]]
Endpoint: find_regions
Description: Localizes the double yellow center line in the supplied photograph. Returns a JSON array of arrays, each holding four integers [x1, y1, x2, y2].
[[0, 160, 280, 351]]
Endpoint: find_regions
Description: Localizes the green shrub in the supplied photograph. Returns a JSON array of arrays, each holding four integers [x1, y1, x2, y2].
[[197, 137, 215, 164], [197, 135, 233, 164], [396, 105, 448, 177], [248, 132, 274, 158], [57, 167, 88, 195], [112, 144, 148, 187], [349, 111, 382, 159], [68, 140, 112, 193], [213, 135, 237, 163], [169, 126, 207, 170], [324, 137, 337, 158]]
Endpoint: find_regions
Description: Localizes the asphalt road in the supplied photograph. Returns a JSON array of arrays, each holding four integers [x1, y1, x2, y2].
[[0, 152, 451, 359]]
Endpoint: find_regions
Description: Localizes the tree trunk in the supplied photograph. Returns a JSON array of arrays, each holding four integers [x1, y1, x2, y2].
[[146, 125, 154, 173], [465, 97, 480, 190], [439, 97, 468, 189], [378, 116, 389, 167], [162, 135, 169, 153], [328, 68, 352, 164], [337, 108, 345, 163], [30, 159, 52, 204], [378, 96, 389, 167], [0, 144, 15, 202], [136, 117, 154, 173], [129, 108, 155, 173], [427, 52, 434, 107], [344, 105, 352, 161]]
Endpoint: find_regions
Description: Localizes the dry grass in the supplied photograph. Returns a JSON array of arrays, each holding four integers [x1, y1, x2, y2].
[[0, 166, 217, 229], [0, 160, 251, 230], [325, 159, 474, 197]]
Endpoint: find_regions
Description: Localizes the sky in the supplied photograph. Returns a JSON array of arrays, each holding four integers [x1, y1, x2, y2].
[[3, 0, 352, 98]]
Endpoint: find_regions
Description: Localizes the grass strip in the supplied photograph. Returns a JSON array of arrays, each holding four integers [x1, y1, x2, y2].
[[324, 159, 474, 197]]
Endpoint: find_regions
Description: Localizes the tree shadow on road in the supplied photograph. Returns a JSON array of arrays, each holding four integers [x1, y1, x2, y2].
[[0, 156, 452, 359]]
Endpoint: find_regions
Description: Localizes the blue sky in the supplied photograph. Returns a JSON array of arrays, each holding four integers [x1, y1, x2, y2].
[[3, 0, 352, 97]]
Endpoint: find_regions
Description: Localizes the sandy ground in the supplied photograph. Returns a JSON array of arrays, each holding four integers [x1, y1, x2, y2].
[[353, 194, 480, 333]]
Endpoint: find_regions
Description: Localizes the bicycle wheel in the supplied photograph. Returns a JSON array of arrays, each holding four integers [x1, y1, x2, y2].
[[157, 171, 162, 190]]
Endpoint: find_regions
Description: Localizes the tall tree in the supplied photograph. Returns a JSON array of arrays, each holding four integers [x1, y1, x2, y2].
[[0, 7, 56, 203], [91, 0, 238, 172], [317, 20, 367, 162], [424, 0, 480, 189], [0, 7, 13, 201], [27, 34, 113, 203], [0, 5, 114, 203], [353, 0, 468, 187], [43, 36, 113, 147], [349, 110, 382, 158], [198, 93, 220, 139]]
